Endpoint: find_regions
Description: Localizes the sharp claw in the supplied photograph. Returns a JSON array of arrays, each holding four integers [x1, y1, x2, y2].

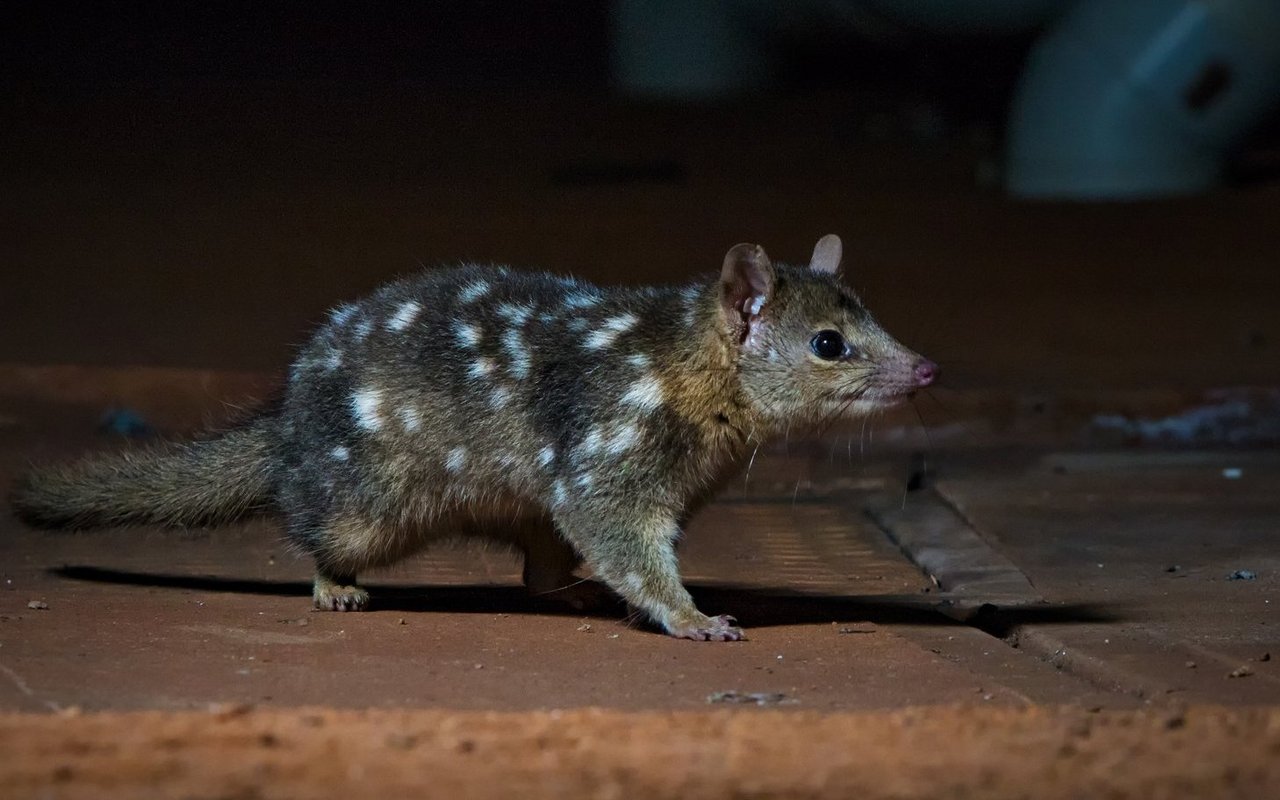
[[669, 613, 746, 641]]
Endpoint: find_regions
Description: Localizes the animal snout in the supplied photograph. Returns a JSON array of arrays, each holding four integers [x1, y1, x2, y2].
[[914, 359, 938, 387]]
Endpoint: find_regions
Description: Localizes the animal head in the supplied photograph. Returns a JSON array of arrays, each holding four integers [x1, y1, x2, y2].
[[718, 234, 937, 425]]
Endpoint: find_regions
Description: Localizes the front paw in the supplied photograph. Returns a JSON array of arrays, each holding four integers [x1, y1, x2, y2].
[[666, 613, 746, 642]]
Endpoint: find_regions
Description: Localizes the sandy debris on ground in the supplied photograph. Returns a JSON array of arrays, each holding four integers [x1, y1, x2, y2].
[[2, 706, 1279, 799]]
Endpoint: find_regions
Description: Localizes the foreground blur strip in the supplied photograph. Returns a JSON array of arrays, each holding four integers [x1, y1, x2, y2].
[[2, 706, 1278, 799]]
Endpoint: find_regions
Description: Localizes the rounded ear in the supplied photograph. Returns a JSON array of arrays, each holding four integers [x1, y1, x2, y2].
[[809, 234, 843, 275], [719, 243, 774, 337]]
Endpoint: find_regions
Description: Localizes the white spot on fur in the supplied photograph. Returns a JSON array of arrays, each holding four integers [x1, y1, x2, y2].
[[621, 373, 664, 410], [398, 406, 422, 432], [607, 422, 640, 455], [579, 426, 605, 455], [446, 447, 467, 473], [489, 385, 511, 408], [504, 329, 530, 379], [552, 480, 568, 507], [537, 312, 556, 324], [538, 445, 555, 468], [567, 318, 589, 332], [607, 313, 640, 332], [353, 319, 373, 341], [323, 349, 343, 370], [510, 354, 530, 380], [564, 291, 601, 309], [458, 281, 489, 303], [626, 353, 650, 369], [331, 446, 349, 461], [584, 313, 639, 350], [577, 473, 594, 489], [351, 387, 383, 431], [496, 302, 534, 326], [330, 304, 357, 326], [454, 322, 480, 348], [468, 358, 496, 380], [387, 300, 422, 331]]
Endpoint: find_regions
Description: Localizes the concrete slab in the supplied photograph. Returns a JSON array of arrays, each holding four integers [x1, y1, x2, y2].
[[937, 450, 1280, 703]]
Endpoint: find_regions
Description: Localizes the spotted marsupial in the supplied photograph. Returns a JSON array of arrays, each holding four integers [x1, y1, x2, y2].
[[13, 235, 937, 641]]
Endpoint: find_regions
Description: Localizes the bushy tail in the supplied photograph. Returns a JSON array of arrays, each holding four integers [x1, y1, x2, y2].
[[11, 417, 276, 530]]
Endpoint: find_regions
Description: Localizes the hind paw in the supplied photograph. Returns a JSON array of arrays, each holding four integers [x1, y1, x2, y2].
[[313, 577, 370, 612]]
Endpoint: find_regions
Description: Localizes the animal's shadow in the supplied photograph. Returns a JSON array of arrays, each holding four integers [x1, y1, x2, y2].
[[50, 565, 1120, 632]]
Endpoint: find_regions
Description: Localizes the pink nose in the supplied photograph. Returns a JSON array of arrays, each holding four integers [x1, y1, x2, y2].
[[914, 359, 938, 386]]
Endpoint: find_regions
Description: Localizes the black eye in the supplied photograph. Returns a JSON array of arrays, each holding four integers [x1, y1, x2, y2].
[[810, 330, 847, 360]]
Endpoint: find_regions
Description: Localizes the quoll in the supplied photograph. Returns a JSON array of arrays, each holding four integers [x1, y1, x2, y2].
[[13, 235, 937, 641]]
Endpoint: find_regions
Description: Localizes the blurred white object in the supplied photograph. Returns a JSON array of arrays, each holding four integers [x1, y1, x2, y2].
[[612, 0, 1280, 199], [1007, 0, 1280, 198]]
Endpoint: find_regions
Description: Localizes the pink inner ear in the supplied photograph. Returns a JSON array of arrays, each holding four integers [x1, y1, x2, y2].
[[720, 243, 775, 339]]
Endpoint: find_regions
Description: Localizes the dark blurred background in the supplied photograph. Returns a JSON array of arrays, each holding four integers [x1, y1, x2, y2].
[[3, 0, 1278, 396]]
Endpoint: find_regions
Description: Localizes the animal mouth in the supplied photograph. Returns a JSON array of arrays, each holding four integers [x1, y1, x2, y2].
[[835, 360, 936, 406], [845, 383, 915, 403], [833, 388, 908, 409]]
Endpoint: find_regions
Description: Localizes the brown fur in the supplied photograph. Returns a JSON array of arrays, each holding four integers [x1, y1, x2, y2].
[[11, 235, 935, 641], [12, 418, 275, 530]]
